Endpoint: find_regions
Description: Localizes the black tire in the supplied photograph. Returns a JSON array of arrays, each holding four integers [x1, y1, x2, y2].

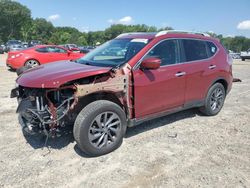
[[241, 58, 245, 61], [73, 100, 127, 156], [16, 66, 31, 76], [199, 83, 226, 116]]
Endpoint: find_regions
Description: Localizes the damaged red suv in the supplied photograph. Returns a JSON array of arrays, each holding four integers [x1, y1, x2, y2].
[[11, 31, 233, 156]]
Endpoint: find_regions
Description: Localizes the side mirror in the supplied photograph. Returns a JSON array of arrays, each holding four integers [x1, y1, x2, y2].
[[140, 57, 161, 70]]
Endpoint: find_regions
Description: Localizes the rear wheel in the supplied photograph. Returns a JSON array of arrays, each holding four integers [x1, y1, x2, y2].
[[199, 83, 226, 116], [73, 100, 127, 156], [24, 59, 39, 68], [241, 58, 245, 61]]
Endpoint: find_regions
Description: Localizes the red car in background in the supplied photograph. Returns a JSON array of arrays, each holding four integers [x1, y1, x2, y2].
[[6, 45, 84, 70]]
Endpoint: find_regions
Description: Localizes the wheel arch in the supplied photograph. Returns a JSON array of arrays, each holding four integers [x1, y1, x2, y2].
[[73, 91, 128, 118], [210, 77, 228, 93]]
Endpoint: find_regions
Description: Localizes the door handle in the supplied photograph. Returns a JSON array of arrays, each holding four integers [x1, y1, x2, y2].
[[209, 65, 216, 69], [175, 72, 186, 77]]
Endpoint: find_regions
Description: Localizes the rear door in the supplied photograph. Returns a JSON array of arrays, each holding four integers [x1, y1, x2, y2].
[[133, 39, 186, 118], [34, 47, 50, 63], [179, 39, 216, 104], [46, 47, 69, 62]]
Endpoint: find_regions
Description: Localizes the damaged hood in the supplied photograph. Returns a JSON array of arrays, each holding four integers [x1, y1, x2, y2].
[[17, 61, 111, 88]]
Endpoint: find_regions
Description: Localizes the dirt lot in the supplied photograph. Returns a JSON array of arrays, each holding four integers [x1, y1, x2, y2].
[[0, 54, 249, 188]]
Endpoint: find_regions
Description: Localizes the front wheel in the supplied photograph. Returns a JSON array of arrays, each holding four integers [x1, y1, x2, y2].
[[73, 100, 127, 156], [199, 83, 226, 116]]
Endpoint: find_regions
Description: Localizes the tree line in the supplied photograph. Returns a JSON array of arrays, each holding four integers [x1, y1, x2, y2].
[[0, 0, 250, 52]]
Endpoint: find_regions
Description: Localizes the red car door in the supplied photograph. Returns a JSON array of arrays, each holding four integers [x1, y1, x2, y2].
[[180, 39, 217, 103], [68, 51, 84, 60], [133, 39, 186, 118], [32, 47, 52, 64], [47, 47, 69, 62]]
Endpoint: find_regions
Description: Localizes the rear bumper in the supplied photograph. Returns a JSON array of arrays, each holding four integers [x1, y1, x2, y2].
[[6, 58, 23, 69]]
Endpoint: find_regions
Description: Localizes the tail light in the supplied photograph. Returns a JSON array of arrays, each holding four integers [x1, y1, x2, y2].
[[10, 53, 23, 59]]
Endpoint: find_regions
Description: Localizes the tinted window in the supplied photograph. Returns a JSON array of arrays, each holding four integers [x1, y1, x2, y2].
[[182, 39, 208, 61], [145, 39, 179, 66], [54, 47, 67, 53], [47, 47, 66, 53], [35, 47, 48, 53], [206, 42, 217, 57]]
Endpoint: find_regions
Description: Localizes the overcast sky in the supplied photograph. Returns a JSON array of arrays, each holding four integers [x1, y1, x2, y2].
[[17, 0, 250, 37]]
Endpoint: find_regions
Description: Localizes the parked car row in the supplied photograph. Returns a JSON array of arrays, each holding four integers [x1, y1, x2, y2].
[[229, 50, 241, 59], [0, 45, 5, 54], [79, 46, 96, 53], [1, 40, 97, 54], [1, 40, 42, 53], [61, 44, 96, 53]]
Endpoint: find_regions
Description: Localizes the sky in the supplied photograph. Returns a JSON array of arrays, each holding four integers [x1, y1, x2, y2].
[[17, 0, 250, 37]]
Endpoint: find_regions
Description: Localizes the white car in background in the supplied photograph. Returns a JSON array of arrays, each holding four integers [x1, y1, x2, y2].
[[240, 48, 250, 61], [229, 50, 240, 59]]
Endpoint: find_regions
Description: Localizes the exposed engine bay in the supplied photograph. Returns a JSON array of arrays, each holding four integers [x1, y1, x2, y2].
[[11, 70, 131, 138], [15, 85, 78, 137]]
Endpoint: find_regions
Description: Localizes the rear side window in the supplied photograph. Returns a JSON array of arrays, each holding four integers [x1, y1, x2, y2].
[[182, 39, 208, 61], [35, 47, 48, 53], [206, 41, 217, 57], [43, 47, 66, 53]]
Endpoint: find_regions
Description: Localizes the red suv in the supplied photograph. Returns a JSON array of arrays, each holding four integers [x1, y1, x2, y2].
[[11, 31, 233, 156]]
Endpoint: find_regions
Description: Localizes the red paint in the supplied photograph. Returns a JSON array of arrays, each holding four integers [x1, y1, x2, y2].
[[6, 45, 84, 69], [17, 61, 111, 88], [16, 32, 233, 119], [141, 57, 161, 69], [133, 64, 186, 117]]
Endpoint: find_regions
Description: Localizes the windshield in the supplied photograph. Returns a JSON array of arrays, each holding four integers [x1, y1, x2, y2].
[[76, 38, 149, 67]]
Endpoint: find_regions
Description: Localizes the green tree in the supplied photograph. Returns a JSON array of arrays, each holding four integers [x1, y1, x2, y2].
[[20, 19, 33, 42], [0, 0, 31, 42], [30, 18, 54, 43], [78, 35, 88, 46]]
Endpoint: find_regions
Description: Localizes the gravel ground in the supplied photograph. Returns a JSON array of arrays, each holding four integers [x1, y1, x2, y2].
[[0, 54, 249, 188]]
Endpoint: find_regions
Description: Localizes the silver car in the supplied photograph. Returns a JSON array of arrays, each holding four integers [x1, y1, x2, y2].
[[9, 44, 24, 52]]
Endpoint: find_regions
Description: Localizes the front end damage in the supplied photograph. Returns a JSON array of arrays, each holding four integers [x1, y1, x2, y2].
[[11, 69, 131, 137], [12, 85, 78, 137]]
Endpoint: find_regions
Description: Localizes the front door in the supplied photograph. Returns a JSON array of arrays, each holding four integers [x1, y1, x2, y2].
[[133, 39, 186, 118]]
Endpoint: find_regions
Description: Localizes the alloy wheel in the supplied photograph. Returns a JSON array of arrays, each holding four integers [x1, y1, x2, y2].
[[210, 87, 224, 111], [25, 60, 39, 68], [88, 111, 121, 149]]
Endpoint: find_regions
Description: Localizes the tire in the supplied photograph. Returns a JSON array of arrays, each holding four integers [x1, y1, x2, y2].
[[199, 83, 226, 116], [16, 66, 31, 76], [24, 59, 39, 68], [241, 58, 245, 61], [73, 100, 127, 156]]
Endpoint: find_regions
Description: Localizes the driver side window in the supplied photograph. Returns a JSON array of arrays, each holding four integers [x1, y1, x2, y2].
[[146, 39, 179, 66]]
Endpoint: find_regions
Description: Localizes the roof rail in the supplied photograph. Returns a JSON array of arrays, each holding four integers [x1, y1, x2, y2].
[[116, 32, 148, 38], [155, 30, 210, 37]]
